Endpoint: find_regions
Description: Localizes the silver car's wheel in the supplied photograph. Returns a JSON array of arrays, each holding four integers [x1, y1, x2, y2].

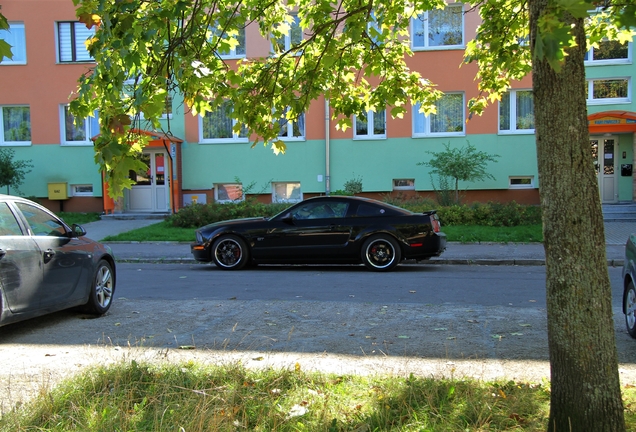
[[212, 235, 249, 270], [625, 281, 636, 338], [83, 260, 115, 315], [361, 234, 401, 272]]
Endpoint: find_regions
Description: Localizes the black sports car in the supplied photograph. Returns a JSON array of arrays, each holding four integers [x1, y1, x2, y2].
[[191, 196, 446, 271]]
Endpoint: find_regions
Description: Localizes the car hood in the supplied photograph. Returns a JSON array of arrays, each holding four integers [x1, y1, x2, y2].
[[198, 217, 269, 231]]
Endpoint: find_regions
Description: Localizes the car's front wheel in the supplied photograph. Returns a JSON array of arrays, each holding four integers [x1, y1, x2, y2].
[[212, 235, 249, 270], [361, 234, 401, 271], [625, 281, 636, 338], [82, 260, 115, 315]]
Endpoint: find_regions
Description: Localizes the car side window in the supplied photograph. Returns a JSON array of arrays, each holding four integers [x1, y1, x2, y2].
[[15, 202, 67, 237], [0, 202, 23, 236], [355, 204, 388, 217], [292, 202, 344, 219]]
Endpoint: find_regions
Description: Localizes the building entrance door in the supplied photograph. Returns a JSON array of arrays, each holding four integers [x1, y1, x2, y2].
[[128, 150, 169, 212], [590, 136, 617, 203]]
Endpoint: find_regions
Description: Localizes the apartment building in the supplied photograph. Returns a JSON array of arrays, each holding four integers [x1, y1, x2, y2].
[[1, 0, 635, 214]]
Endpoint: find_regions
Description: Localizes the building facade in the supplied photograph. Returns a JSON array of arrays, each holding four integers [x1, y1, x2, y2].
[[1, 0, 635, 213]]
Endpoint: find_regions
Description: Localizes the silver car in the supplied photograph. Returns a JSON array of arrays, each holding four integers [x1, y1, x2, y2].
[[0, 194, 116, 326], [622, 233, 636, 337]]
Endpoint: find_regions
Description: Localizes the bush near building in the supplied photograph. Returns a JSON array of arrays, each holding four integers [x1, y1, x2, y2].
[[168, 198, 541, 228]]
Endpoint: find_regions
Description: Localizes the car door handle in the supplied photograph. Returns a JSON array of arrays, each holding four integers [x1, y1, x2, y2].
[[43, 248, 55, 263]]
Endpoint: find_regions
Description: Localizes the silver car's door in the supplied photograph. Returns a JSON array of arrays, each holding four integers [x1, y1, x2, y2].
[[0, 202, 43, 313], [14, 202, 92, 308]]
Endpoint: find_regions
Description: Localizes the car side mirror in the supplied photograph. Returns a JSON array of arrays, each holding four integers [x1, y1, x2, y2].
[[71, 224, 87, 238], [281, 213, 295, 225]]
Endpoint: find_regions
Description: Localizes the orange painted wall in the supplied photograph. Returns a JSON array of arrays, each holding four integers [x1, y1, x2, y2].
[[2, 0, 94, 145]]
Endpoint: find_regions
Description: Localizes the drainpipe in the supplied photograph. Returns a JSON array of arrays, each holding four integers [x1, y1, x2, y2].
[[325, 98, 331, 196]]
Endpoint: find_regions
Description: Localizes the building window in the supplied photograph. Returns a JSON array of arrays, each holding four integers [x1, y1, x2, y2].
[[160, 94, 173, 119], [0, 22, 26, 64], [393, 179, 415, 190], [72, 184, 94, 196], [585, 40, 630, 64], [354, 110, 386, 139], [1, 106, 31, 145], [499, 90, 534, 133], [411, 4, 463, 50], [215, 183, 244, 203], [200, 101, 249, 143], [60, 105, 99, 145], [413, 93, 464, 136], [272, 182, 302, 203], [586, 79, 630, 104], [272, 14, 302, 53], [278, 111, 305, 140], [509, 177, 534, 189], [212, 25, 246, 58], [57, 22, 95, 62]]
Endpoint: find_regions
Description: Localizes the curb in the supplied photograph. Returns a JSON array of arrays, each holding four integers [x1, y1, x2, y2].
[[113, 257, 626, 267]]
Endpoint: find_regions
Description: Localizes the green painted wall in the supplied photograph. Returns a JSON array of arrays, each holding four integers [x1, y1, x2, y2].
[[6, 145, 103, 197], [181, 133, 540, 194]]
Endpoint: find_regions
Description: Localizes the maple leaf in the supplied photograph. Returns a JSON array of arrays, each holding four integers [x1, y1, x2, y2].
[[108, 114, 131, 135], [78, 13, 101, 29]]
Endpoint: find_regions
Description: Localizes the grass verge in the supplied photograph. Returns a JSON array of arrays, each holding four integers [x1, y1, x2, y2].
[[0, 360, 560, 431], [102, 221, 543, 244]]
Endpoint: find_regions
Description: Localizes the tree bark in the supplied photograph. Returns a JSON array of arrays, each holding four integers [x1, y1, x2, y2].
[[529, 1, 625, 430]]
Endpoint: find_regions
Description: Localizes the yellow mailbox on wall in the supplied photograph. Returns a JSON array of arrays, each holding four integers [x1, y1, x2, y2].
[[47, 183, 68, 200]]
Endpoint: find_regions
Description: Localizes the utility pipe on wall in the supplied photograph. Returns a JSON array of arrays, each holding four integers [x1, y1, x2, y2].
[[325, 98, 331, 196]]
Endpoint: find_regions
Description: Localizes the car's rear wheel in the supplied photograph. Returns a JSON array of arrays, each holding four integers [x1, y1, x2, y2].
[[625, 281, 636, 338], [82, 260, 115, 315], [361, 234, 401, 271], [212, 235, 249, 270]]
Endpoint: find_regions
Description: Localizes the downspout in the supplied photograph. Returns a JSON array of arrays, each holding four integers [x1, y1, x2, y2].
[[325, 98, 331, 196]]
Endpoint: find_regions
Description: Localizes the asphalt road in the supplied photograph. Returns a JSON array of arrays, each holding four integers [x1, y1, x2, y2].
[[115, 262, 624, 308]]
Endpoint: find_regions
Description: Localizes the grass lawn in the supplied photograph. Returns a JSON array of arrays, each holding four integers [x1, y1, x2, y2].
[[102, 221, 544, 244]]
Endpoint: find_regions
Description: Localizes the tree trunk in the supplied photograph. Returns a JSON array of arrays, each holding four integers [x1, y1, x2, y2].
[[529, 1, 625, 430]]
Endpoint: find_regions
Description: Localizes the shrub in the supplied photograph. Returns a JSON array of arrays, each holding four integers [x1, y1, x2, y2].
[[169, 201, 291, 228]]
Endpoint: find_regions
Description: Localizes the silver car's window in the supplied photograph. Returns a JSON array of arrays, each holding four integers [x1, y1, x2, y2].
[[0, 202, 23, 236], [15, 202, 67, 237]]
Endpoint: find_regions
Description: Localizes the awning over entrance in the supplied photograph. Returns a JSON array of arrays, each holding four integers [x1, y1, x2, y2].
[[588, 111, 636, 134], [99, 129, 184, 215]]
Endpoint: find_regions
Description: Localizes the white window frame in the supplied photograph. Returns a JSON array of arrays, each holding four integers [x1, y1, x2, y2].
[[411, 4, 464, 50], [0, 22, 27, 65], [214, 183, 244, 203], [71, 184, 94, 196], [271, 14, 302, 53], [498, 89, 535, 134], [586, 78, 631, 105], [585, 40, 632, 66], [412, 93, 465, 137], [56, 21, 95, 63], [272, 182, 302, 203], [211, 25, 246, 59], [199, 101, 249, 144], [278, 110, 305, 141], [60, 105, 99, 146], [0, 105, 31, 146], [393, 179, 415, 190], [509, 176, 535, 189], [354, 110, 386, 140]]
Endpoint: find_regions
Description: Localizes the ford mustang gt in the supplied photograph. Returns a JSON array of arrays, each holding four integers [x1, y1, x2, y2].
[[191, 196, 446, 271]]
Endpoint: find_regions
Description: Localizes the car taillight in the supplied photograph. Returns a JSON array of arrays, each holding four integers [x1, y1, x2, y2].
[[430, 215, 441, 233]]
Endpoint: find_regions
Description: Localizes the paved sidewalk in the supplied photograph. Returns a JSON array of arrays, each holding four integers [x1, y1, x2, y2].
[[81, 218, 635, 266]]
